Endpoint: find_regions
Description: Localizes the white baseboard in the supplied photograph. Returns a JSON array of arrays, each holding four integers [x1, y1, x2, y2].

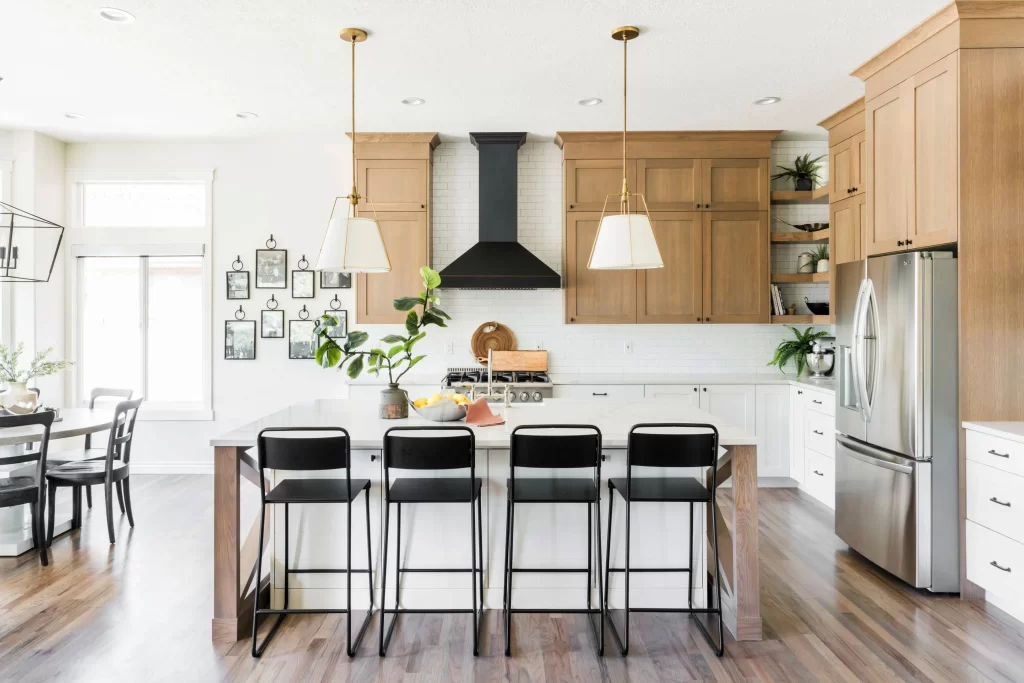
[[129, 462, 213, 475]]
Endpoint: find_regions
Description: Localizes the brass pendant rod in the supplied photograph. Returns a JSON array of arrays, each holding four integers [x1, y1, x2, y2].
[[349, 35, 358, 207], [621, 34, 629, 213]]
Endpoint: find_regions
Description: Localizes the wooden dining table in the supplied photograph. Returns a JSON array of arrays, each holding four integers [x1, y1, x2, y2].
[[0, 408, 119, 556]]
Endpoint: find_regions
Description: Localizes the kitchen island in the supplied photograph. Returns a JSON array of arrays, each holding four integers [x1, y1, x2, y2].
[[211, 398, 763, 645]]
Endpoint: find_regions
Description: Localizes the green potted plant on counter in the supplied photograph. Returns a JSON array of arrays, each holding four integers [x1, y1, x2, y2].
[[772, 153, 825, 191], [313, 266, 449, 418], [767, 326, 829, 376]]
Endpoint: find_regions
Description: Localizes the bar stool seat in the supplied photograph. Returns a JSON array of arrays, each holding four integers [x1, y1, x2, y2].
[[608, 477, 711, 502], [48, 448, 107, 466], [506, 477, 598, 503], [265, 478, 370, 503], [388, 477, 482, 503], [0, 477, 39, 507], [48, 460, 129, 484]]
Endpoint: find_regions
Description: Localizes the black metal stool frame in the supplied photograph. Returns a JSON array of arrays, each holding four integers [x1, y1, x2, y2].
[[251, 427, 375, 658], [604, 423, 724, 657], [503, 424, 605, 657], [379, 426, 484, 657]]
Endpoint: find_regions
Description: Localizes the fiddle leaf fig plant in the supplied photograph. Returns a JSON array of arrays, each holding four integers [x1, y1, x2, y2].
[[314, 266, 449, 385], [767, 327, 829, 376]]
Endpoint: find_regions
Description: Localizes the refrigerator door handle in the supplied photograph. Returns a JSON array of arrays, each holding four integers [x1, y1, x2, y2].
[[850, 278, 868, 416], [852, 278, 873, 421], [864, 280, 882, 420], [837, 435, 915, 474]]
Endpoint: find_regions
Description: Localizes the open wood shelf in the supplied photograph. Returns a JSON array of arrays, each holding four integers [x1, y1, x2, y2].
[[770, 314, 831, 325], [770, 186, 830, 204], [770, 229, 830, 244], [771, 272, 831, 284]]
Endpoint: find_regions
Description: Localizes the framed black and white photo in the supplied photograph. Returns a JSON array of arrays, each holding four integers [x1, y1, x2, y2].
[[323, 310, 347, 339], [320, 271, 352, 289], [261, 310, 284, 338], [288, 320, 317, 359], [255, 249, 287, 289], [224, 321, 256, 360], [226, 271, 249, 300], [291, 270, 315, 298]]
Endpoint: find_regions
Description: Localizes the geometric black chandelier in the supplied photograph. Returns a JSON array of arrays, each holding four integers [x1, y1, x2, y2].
[[0, 201, 64, 283]]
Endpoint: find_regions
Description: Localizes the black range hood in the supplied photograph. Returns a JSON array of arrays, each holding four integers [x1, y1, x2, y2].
[[437, 132, 561, 289]]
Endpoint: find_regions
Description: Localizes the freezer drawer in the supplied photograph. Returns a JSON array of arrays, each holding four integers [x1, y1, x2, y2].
[[835, 436, 930, 588]]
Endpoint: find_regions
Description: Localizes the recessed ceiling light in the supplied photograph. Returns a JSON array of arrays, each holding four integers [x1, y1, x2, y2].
[[578, 97, 603, 106], [753, 96, 782, 106], [98, 7, 135, 23], [401, 97, 425, 106], [64, 112, 86, 120], [236, 112, 259, 120]]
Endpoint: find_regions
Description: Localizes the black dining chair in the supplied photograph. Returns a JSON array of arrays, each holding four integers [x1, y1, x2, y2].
[[46, 398, 142, 545], [603, 423, 724, 657], [251, 427, 375, 658], [0, 411, 53, 566], [504, 424, 605, 657]]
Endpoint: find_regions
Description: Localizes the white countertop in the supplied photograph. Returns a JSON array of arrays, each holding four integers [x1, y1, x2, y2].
[[210, 398, 760, 449], [963, 421, 1024, 444]]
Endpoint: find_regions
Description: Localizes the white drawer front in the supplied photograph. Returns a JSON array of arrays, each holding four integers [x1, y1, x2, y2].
[[967, 460, 1024, 544], [805, 410, 836, 458], [804, 449, 835, 509], [967, 520, 1024, 600], [967, 430, 1024, 478], [552, 384, 645, 401], [803, 389, 834, 417]]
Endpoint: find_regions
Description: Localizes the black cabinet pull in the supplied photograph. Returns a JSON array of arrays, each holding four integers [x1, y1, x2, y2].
[[693, 387, 698, 392], [420, 204, 425, 209], [812, 399, 823, 405], [989, 449, 1011, 458], [569, 204, 575, 209], [696, 317, 701, 322], [702, 387, 707, 392], [813, 430, 824, 435], [592, 392, 608, 396], [991, 560, 1012, 573], [990, 496, 1012, 508], [601, 454, 608, 461], [852, 186, 858, 191], [696, 203, 701, 208], [705, 317, 711, 322], [897, 240, 904, 246], [797, 390, 804, 395], [370, 454, 377, 461], [906, 239, 913, 245], [813, 470, 824, 476]]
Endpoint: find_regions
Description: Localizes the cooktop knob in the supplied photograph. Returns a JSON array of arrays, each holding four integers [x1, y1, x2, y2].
[[519, 391, 530, 402], [532, 392, 543, 402]]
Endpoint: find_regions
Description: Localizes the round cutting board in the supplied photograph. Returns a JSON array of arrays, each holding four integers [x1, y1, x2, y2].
[[471, 322, 516, 363]]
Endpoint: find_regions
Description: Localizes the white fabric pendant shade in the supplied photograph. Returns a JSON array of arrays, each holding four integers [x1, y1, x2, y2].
[[588, 211, 664, 270], [315, 199, 391, 274]]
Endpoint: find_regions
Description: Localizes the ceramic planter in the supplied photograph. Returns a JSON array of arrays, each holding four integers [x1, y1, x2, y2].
[[380, 384, 409, 419]]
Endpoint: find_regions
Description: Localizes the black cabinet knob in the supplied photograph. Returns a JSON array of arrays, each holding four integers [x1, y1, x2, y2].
[[693, 387, 698, 392], [370, 454, 377, 461], [695, 203, 701, 208], [897, 240, 904, 246], [569, 204, 575, 209], [705, 203, 710, 208], [702, 387, 707, 392], [798, 390, 803, 394], [705, 317, 710, 321], [906, 239, 913, 245]]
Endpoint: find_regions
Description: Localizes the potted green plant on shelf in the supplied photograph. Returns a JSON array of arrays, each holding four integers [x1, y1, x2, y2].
[[767, 327, 829, 376], [812, 243, 830, 273], [313, 266, 449, 418], [0, 344, 72, 414], [772, 153, 825, 191]]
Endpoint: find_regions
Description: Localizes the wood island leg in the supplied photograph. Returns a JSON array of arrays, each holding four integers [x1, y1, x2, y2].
[[213, 446, 242, 642]]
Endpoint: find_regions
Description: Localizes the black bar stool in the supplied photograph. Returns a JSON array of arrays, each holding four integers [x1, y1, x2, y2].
[[379, 426, 483, 657], [604, 423, 724, 657], [503, 424, 605, 657], [250, 427, 375, 658]]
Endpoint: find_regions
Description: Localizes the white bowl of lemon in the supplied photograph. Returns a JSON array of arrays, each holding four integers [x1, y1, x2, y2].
[[410, 392, 471, 422]]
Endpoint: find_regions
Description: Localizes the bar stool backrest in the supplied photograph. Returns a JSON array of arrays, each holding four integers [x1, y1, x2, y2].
[[510, 424, 602, 469], [383, 426, 474, 471], [257, 427, 350, 472], [627, 423, 719, 469], [106, 398, 143, 466], [0, 411, 55, 499]]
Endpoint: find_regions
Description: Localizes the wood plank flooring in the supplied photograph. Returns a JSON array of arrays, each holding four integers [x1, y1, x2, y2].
[[2, 475, 1024, 682]]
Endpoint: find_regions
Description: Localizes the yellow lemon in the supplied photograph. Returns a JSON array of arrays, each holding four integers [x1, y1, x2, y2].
[[413, 398, 428, 409]]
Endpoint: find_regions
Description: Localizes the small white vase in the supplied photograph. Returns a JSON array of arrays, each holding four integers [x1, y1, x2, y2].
[[0, 381, 38, 414], [797, 254, 816, 274], [816, 259, 830, 273]]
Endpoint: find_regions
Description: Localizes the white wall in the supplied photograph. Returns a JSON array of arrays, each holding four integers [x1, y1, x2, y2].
[[64, 134, 831, 471]]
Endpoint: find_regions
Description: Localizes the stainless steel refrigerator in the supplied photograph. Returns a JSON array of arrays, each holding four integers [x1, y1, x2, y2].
[[834, 251, 959, 592]]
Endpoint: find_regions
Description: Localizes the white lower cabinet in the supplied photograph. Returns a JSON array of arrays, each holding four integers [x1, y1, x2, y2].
[[790, 387, 806, 485], [795, 386, 837, 509], [644, 384, 700, 406], [698, 385, 756, 435], [804, 449, 835, 509], [552, 384, 645, 401], [754, 385, 790, 478]]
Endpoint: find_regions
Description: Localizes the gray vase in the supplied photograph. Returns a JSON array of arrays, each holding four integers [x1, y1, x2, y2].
[[380, 384, 408, 419]]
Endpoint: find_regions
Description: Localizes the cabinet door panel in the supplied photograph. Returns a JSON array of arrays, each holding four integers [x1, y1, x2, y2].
[[698, 384, 756, 435], [910, 52, 958, 249], [566, 159, 635, 212], [865, 85, 910, 255], [702, 212, 768, 323], [755, 385, 790, 478], [637, 212, 703, 323], [644, 384, 701, 405], [566, 212, 636, 323], [355, 212, 428, 324], [636, 159, 701, 210], [831, 195, 862, 265], [829, 137, 855, 202], [701, 159, 769, 211], [357, 159, 428, 212], [855, 132, 867, 196]]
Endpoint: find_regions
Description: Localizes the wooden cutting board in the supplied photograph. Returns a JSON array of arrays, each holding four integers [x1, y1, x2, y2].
[[488, 350, 548, 372]]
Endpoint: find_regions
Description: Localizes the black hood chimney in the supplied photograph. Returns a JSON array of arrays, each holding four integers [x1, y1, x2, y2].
[[437, 132, 561, 289]]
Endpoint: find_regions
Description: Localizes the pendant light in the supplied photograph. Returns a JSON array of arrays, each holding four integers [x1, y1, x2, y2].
[[316, 28, 391, 274], [588, 26, 663, 271]]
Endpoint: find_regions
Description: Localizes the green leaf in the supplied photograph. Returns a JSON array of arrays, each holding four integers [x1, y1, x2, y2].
[[390, 358, 405, 370], [387, 344, 404, 359], [344, 330, 369, 350], [407, 355, 426, 371], [404, 332, 426, 353], [420, 266, 441, 290], [320, 314, 339, 327], [421, 310, 447, 328], [405, 310, 419, 336], [316, 343, 342, 368], [346, 355, 364, 379], [431, 307, 451, 320], [393, 297, 423, 312], [380, 334, 405, 344]]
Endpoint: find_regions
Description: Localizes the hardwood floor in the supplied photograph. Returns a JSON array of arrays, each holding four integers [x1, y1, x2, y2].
[[2, 476, 1024, 682]]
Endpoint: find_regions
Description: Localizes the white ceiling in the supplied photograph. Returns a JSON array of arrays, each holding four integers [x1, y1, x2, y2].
[[0, 0, 948, 143]]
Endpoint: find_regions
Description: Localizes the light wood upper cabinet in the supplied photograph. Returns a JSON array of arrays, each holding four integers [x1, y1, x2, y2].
[[357, 159, 428, 212], [701, 159, 769, 211], [829, 131, 865, 202], [565, 159, 635, 212], [909, 52, 958, 249], [565, 212, 637, 323], [356, 212, 429, 324], [865, 84, 910, 256], [636, 159, 702, 211], [637, 212, 703, 323], [831, 194, 865, 265], [702, 211, 769, 323]]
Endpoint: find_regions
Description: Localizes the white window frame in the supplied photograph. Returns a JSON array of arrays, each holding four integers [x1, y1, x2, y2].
[[66, 169, 214, 420]]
